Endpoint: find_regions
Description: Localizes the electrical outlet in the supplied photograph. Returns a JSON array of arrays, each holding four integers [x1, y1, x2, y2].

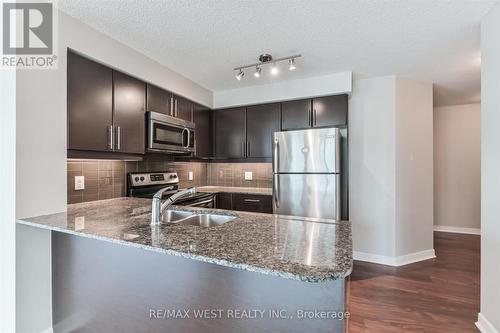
[[75, 216, 85, 231], [75, 176, 85, 190], [188, 171, 194, 181], [244, 171, 253, 181]]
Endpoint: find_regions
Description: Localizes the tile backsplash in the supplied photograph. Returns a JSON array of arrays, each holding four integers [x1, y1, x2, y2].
[[207, 163, 272, 188], [68, 157, 272, 204]]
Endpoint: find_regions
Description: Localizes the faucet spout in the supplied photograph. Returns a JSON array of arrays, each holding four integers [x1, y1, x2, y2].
[[151, 187, 197, 226]]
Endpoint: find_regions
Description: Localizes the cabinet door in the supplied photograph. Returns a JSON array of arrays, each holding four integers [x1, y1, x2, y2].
[[193, 104, 212, 158], [246, 103, 281, 158], [312, 94, 348, 128], [174, 95, 193, 121], [216, 193, 232, 210], [113, 71, 146, 154], [214, 107, 246, 159], [232, 194, 272, 213], [68, 51, 113, 151], [281, 99, 311, 130], [146, 84, 171, 115]]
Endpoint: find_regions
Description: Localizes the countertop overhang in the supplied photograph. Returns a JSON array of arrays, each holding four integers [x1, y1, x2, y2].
[[18, 197, 352, 282]]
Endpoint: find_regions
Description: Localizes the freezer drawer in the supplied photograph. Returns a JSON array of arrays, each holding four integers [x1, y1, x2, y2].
[[273, 174, 341, 220], [273, 128, 340, 174]]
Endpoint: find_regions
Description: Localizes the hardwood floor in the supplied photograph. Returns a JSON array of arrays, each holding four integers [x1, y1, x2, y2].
[[347, 232, 480, 333]]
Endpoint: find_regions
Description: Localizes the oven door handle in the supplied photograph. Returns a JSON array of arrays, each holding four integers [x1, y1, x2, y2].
[[187, 198, 214, 207]]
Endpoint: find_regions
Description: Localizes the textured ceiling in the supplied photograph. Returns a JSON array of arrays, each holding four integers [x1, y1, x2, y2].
[[58, 0, 496, 106]]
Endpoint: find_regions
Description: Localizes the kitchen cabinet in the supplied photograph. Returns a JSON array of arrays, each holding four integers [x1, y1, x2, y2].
[[232, 193, 273, 214], [68, 51, 113, 152], [281, 99, 311, 131], [113, 71, 146, 154], [146, 84, 171, 115], [215, 192, 232, 210], [281, 95, 348, 130], [246, 103, 281, 158], [193, 104, 212, 158], [312, 95, 348, 128], [214, 107, 246, 159], [171, 94, 193, 121]]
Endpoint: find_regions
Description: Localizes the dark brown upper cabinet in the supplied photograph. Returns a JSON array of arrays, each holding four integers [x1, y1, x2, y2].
[[214, 107, 246, 159], [146, 84, 171, 115], [171, 94, 193, 121], [68, 51, 113, 152], [246, 103, 281, 158], [113, 71, 146, 154], [312, 94, 348, 128], [281, 99, 312, 131], [192, 104, 212, 158]]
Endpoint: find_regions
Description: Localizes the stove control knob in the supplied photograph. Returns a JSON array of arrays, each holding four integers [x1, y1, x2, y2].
[[140, 176, 145, 182], [134, 177, 139, 182]]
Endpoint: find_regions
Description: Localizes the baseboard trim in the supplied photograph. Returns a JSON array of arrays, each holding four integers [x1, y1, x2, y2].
[[40, 327, 53, 333], [476, 313, 499, 333], [354, 249, 436, 267], [434, 225, 481, 235]]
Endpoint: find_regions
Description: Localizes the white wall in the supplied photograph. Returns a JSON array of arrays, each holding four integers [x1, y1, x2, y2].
[[349, 76, 397, 258], [0, 68, 16, 333], [15, 10, 213, 333], [349, 76, 434, 265], [478, 3, 500, 332], [395, 78, 434, 257], [434, 104, 481, 232], [213, 72, 352, 108]]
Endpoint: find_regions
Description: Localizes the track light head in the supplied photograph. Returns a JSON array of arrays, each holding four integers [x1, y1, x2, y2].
[[254, 66, 261, 78], [235, 69, 244, 81], [270, 63, 278, 76], [288, 58, 296, 71]]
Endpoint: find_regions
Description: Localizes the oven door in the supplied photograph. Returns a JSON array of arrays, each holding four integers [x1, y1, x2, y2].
[[147, 112, 195, 154]]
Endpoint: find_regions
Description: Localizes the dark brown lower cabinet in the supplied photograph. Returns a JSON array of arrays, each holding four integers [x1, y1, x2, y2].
[[216, 192, 272, 214], [215, 192, 232, 210]]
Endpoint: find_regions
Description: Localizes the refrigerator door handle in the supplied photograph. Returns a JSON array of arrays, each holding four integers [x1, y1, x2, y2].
[[273, 174, 280, 209], [273, 138, 279, 172]]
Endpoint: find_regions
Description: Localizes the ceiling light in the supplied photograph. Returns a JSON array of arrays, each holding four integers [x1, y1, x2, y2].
[[235, 69, 244, 81], [288, 58, 296, 71], [270, 63, 278, 76], [254, 66, 261, 78]]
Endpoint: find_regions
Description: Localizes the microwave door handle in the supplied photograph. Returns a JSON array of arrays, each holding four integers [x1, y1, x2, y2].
[[187, 129, 191, 148]]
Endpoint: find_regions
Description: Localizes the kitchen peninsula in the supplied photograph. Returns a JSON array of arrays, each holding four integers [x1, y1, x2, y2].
[[18, 197, 352, 333]]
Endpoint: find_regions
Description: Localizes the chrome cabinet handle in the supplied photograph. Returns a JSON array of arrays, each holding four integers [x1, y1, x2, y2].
[[244, 199, 260, 203], [241, 141, 245, 157], [107, 125, 114, 150], [115, 126, 121, 150], [313, 109, 317, 126], [247, 141, 250, 157], [174, 99, 178, 117], [170, 97, 174, 116], [308, 109, 312, 127]]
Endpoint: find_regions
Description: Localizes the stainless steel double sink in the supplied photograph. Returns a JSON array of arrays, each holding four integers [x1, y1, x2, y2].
[[162, 210, 236, 227]]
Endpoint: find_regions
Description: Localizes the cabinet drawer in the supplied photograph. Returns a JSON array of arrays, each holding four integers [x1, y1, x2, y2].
[[232, 194, 272, 214]]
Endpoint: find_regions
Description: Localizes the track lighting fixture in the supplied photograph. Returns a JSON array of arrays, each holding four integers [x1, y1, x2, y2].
[[254, 66, 261, 78], [234, 53, 301, 80]]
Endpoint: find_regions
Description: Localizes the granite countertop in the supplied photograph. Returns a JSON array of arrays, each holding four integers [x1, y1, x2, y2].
[[18, 197, 352, 282], [196, 186, 272, 196]]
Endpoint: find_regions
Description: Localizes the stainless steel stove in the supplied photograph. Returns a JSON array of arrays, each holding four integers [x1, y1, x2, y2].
[[127, 172, 214, 208]]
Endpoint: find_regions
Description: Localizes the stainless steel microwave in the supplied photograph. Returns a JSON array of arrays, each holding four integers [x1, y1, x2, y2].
[[147, 112, 195, 155]]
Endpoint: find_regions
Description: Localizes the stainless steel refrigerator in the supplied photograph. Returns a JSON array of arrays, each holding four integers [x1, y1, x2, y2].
[[272, 128, 342, 220]]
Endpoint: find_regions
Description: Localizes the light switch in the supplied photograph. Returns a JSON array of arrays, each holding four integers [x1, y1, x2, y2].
[[188, 171, 194, 181], [75, 176, 85, 190], [244, 171, 253, 181]]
